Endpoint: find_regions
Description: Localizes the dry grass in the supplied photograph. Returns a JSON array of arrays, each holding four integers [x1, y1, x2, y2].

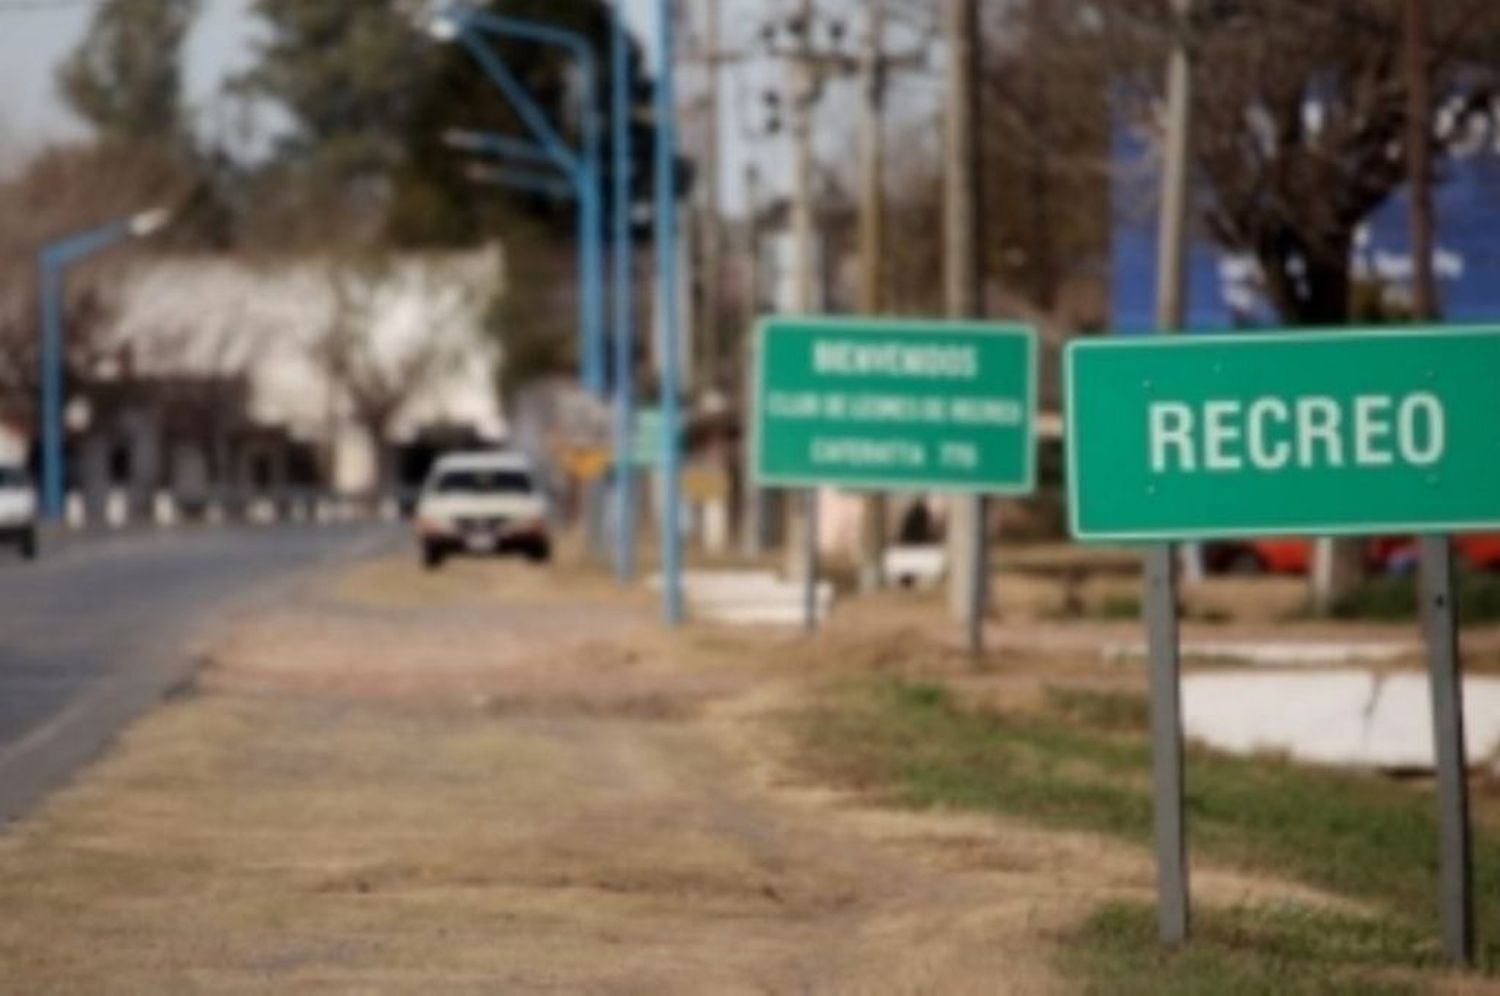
[[0, 557, 1116, 993], [5, 549, 1495, 993]]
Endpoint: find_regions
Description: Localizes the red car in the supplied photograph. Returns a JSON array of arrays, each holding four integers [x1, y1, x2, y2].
[[1207, 536, 1500, 576]]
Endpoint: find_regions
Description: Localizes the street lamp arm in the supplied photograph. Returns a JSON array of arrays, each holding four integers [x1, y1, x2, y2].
[[454, 30, 582, 177], [465, 163, 577, 199], [35, 203, 171, 521], [443, 128, 554, 167], [40, 204, 174, 268], [459, 8, 596, 71], [40, 221, 133, 269]]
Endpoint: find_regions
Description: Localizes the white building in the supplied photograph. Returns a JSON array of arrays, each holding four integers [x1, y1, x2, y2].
[[107, 246, 505, 495]]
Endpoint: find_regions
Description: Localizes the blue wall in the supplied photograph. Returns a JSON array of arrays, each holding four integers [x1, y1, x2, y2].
[[1111, 116, 1500, 332]]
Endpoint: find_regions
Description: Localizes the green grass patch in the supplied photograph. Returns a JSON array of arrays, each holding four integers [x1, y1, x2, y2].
[[1043, 594, 1143, 622], [1044, 687, 1150, 733], [1073, 901, 1436, 995], [797, 678, 1500, 977], [1322, 571, 1500, 623]]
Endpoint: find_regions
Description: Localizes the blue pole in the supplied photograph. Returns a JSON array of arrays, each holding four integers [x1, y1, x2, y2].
[[580, 57, 606, 400], [452, 7, 606, 400], [36, 219, 136, 522], [654, 0, 683, 626], [38, 260, 63, 521], [612, 0, 636, 582], [453, 22, 601, 394]]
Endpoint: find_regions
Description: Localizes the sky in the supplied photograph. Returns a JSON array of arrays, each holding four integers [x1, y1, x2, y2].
[[0, 0, 658, 163], [0, 0, 936, 215]]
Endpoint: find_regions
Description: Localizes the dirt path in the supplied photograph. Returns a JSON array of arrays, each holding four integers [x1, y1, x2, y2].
[[0, 555, 1343, 993]]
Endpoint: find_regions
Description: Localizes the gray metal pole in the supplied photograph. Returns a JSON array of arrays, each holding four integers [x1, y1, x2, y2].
[[803, 488, 819, 632], [700, 0, 724, 390], [943, 0, 987, 650], [741, 164, 766, 559], [1406, 0, 1439, 322], [1419, 535, 1475, 965], [1145, 544, 1189, 943], [857, 1, 888, 596], [1147, 0, 1194, 945], [966, 496, 989, 656], [786, 0, 820, 613], [1404, 3, 1471, 963]]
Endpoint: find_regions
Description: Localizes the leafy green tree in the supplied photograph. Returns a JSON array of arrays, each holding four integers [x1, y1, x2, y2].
[[58, 0, 199, 143], [236, 0, 664, 249], [236, 0, 674, 395]]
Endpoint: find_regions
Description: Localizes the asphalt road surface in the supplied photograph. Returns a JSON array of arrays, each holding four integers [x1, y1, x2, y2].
[[0, 523, 395, 825]]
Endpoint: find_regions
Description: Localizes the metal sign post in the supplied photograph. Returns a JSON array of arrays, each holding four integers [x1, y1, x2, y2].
[[749, 316, 1038, 641], [966, 495, 989, 657], [1144, 544, 1189, 943], [803, 489, 819, 633], [1419, 534, 1475, 964], [1065, 324, 1497, 955]]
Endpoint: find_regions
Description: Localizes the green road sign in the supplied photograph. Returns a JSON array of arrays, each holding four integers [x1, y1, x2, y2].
[[1066, 327, 1500, 542], [752, 316, 1037, 492], [630, 408, 663, 467]]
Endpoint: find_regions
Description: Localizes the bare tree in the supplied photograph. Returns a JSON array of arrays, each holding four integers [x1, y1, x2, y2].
[[1105, 0, 1500, 325], [0, 141, 196, 435], [316, 254, 479, 493]]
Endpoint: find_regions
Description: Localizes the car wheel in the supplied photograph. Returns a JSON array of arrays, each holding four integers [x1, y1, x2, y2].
[[422, 541, 446, 571], [527, 540, 552, 564], [19, 528, 37, 561]]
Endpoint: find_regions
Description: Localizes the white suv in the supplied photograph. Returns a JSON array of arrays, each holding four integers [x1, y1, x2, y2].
[[414, 450, 551, 569], [0, 464, 38, 560]]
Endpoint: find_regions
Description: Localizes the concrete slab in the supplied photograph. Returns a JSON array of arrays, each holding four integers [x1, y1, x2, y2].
[[646, 570, 835, 627], [883, 545, 946, 589], [1182, 669, 1500, 770], [1106, 639, 1416, 667]]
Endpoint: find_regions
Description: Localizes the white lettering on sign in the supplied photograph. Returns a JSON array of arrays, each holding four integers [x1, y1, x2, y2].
[[1203, 400, 1243, 471], [1401, 392, 1445, 465], [950, 397, 1024, 426], [812, 437, 926, 468], [1147, 392, 1448, 474], [1149, 403, 1195, 472], [1246, 398, 1291, 469], [1296, 396, 1342, 468], [767, 391, 819, 417], [813, 341, 979, 379]]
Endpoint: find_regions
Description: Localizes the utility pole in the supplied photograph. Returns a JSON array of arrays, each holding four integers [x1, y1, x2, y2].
[[758, 0, 873, 617], [1406, 0, 1438, 322], [1406, 0, 1472, 967], [778, 0, 820, 607], [790, 0, 818, 319], [1145, 0, 1193, 946], [943, 0, 987, 654], [692, 0, 730, 390], [856, 1, 889, 595], [741, 162, 767, 558]]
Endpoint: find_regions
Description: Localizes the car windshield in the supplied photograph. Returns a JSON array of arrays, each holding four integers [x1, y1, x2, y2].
[[432, 469, 534, 495], [0, 467, 29, 488]]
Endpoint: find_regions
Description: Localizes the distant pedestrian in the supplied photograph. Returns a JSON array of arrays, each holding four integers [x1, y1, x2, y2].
[[898, 500, 935, 544]]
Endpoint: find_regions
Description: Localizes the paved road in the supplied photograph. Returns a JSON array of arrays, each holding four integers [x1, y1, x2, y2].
[[0, 523, 396, 824]]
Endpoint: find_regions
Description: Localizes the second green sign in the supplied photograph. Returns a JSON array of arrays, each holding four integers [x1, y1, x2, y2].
[[751, 317, 1037, 493]]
